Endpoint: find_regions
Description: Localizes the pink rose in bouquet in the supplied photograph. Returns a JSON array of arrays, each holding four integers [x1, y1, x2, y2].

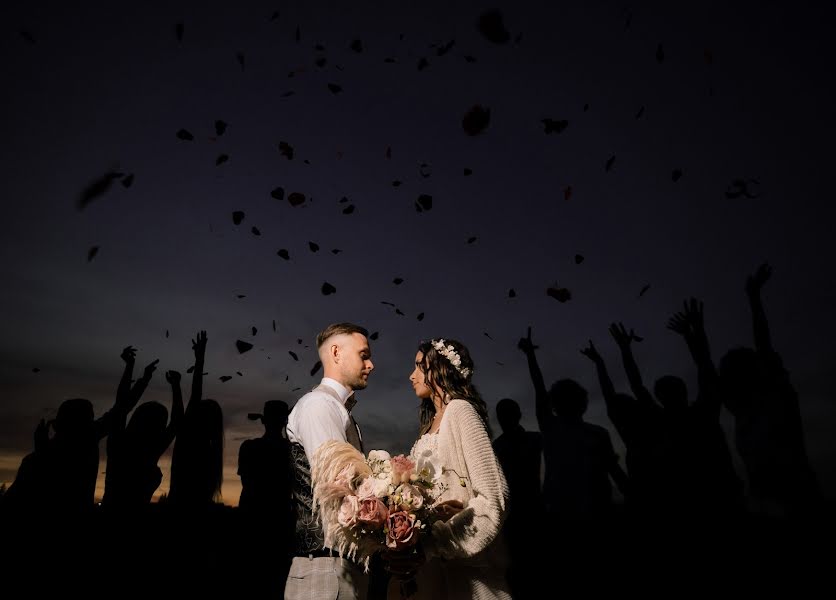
[[386, 510, 419, 549], [357, 496, 389, 529], [312, 440, 450, 578], [390, 454, 415, 485]]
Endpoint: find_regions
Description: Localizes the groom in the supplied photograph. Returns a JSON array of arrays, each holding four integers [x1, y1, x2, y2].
[[284, 323, 374, 600]]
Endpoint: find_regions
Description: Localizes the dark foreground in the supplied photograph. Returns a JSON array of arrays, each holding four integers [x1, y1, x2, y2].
[[2, 504, 832, 599]]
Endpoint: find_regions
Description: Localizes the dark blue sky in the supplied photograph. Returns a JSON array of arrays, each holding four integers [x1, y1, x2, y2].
[[2, 0, 834, 504]]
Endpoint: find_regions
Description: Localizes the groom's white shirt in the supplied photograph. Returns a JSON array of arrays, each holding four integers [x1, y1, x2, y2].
[[287, 377, 353, 461]]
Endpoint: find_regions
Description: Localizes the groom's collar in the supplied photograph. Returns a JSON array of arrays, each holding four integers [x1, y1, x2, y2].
[[320, 377, 355, 410]]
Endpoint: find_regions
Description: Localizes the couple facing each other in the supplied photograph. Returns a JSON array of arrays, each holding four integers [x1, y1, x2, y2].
[[285, 323, 512, 600]]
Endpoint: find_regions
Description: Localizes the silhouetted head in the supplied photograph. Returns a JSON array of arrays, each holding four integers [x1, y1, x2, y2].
[[548, 379, 588, 419], [260, 400, 289, 437], [54, 398, 94, 438], [413, 338, 491, 437], [718, 347, 764, 416], [654, 375, 688, 412], [495, 398, 522, 433], [126, 401, 169, 439], [262, 400, 289, 426]]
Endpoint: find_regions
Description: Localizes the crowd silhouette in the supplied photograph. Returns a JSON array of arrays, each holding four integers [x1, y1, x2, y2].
[[0, 264, 830, 596]]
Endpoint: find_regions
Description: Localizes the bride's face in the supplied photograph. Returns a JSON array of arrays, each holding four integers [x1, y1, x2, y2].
[[409, 352, 433, 399]]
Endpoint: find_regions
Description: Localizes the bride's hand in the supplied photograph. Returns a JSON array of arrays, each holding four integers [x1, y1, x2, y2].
[[435, 499, 464, 521]]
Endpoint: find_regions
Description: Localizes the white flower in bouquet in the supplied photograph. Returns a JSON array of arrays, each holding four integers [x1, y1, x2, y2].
[[366, 449, 394, 495], [354, 476, 386, 500], [368, 449, 391, 462], [395, 482, 425, 511], [372, 475, 392, 497], [312, 440, 447, 576], [413, 448, 443, 484]]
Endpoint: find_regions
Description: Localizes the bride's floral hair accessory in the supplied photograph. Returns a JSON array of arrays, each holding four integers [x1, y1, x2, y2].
[[431, 339, 472, 378]]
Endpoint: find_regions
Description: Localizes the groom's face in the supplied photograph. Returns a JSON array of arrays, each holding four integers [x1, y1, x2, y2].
[[337, 333, 374, 390]]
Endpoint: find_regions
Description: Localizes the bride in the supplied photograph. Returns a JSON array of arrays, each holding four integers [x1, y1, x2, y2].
[[387, 338, 512, 600]]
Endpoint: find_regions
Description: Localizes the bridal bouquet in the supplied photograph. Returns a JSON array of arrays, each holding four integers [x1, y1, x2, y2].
[[311, 440, 447, 572]]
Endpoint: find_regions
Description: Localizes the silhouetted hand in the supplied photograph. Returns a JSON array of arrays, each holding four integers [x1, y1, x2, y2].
[[434, 499, 464, 521], [120, 346, 137, 364], [191, 330, 207, 358], [517, 326, 538, 354], [165, 370, 181, 385], [746, 263, 772, 297], [580, 340, 603, 363], [685, 297, 704, 329], [667, 298, 704, 337], [667, 312, 690, 337], [609, 322, 636, 349], [142, 359, 160, 379]]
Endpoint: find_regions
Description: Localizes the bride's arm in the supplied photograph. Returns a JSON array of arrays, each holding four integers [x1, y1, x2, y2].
[[428, 401, 509, 560]]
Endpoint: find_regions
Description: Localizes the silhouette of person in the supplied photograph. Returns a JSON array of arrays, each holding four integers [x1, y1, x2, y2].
[[237, 400, 294, 597], [493, 398, 543, 513], [667, 300, 745, 517], [492, 397, 543, 599], [102, 357, 183, 510], [518, 327, 628, 524], [609, 309, 743, 521], [580, 339, 662, 517], [168, 331, 225, 510], [719, 264, 822, 517], [238, 400, 292, 511], [4, 346, 148, 515]]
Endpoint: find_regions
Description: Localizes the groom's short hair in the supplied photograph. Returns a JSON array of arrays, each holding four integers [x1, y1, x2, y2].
[[316, 322, 369, 348]]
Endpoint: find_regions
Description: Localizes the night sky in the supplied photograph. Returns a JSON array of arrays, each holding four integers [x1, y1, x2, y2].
[[2, 0, 834, 506]]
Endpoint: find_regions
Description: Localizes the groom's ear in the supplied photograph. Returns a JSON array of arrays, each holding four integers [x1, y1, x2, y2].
[[329, 342, 341, 364]]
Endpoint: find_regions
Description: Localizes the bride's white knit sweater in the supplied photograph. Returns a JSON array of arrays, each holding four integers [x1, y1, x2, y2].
[[416, 399, 512, 600]]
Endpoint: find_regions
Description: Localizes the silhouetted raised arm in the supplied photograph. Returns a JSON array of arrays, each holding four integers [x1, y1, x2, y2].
[[129, 358, 159, 408], [187, 330, 207, 414], [609, 322, 656, 409], [581, 340, 630, 439], [517, 327, 552, 431], [668, 298, 721, 418], [100, 346, 139, 441], [580, 340, 617, 404], [746, 263, 774, 354], [161, 370, 184, 452], [116, 346, 137, 405]]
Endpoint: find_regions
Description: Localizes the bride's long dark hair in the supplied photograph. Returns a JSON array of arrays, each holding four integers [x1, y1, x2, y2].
[[416, 339, 492, 438]]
